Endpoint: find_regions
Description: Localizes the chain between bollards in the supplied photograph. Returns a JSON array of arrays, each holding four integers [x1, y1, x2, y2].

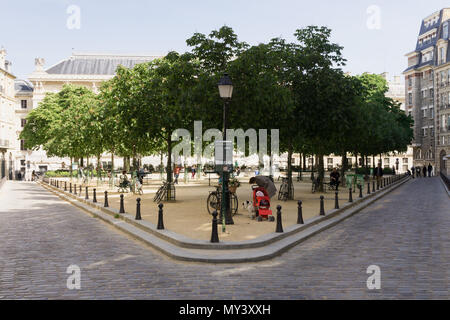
[[276, 205, 283, 233], [210, 211, 219, 243], [135, 198, 142, 220], [157, 203, 165, 230], [320, 196, 325, 216], [119, 194, 125, 213], [297, 200, 304, 224]]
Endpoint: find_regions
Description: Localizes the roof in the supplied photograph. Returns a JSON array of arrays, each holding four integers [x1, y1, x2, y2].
[[15, 79, 34, 94], [45, 53, 162, 75]]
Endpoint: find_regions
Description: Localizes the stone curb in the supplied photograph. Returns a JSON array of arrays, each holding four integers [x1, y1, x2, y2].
[[40, 175, 410, 263], [439, 175, 450, 198]]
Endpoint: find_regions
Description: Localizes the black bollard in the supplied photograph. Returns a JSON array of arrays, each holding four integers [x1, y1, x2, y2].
[[376, 180, 379, 190], [210, 211, 219, 243], [276, 205, 284, 233], [65, 181, 67, 191], [368, 182, 371, 195], [334, 192, 339, 209], [135, 198, 142, 220], [320, 196, 325, 216], [119, 194, 125, 213], [74, 184, 77, 195], [297, 200, 304, 224], [70, 183, 72, 193], [157, 203, 165, 230], [93, 188, 97, 203], [349, 188, 353, 203], [79, 185, 82, 195], [359, 185, 363, 198], [85, 186, 89, 200], [104, 191, 109, 207]]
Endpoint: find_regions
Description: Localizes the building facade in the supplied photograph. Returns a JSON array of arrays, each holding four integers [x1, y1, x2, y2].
[[0, 48, 16, 180], [404, 8, 450, 175], [15, 52, 161, 177]]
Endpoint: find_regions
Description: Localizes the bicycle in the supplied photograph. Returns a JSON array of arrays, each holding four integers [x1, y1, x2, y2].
[[153, 181, 169, 203], [278, 177, 294, 201], [207, 186, 238, 216]]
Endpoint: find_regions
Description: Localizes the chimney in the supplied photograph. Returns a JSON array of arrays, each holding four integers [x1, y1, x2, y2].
[[4, 60, 12, 73], [35, 57, 45, 72], [0, 47, 6, 70]]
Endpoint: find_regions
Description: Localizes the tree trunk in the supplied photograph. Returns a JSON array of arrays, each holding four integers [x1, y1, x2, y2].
[[341, 152, 347, 187], [287, 145, 294, 200], [318, 153, 325, 192], [167, 137, 173, 183]]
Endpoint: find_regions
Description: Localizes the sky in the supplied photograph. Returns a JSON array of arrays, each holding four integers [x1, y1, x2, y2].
[[1, 0, 449, 80]]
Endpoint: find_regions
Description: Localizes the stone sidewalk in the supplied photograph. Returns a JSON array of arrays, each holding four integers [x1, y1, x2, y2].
[[0, 177, 448, 299]]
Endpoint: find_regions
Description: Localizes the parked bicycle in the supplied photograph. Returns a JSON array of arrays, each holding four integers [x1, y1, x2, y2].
[[207, 186, 238, 216], [278, 177, 294, 201]]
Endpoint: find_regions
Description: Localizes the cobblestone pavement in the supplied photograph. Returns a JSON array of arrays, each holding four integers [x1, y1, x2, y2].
[[0, 178, 448, 300]]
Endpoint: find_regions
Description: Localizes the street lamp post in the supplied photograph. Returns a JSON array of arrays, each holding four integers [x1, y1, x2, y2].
[[218, 74, 234, 227]]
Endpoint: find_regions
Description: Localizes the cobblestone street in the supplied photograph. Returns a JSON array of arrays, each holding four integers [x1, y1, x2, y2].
[[0, 177, 448, 299]]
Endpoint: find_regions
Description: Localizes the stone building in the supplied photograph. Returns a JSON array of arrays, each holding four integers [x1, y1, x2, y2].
[[403, 8, 450, 175], [15, 52, 161, 176], [0, 48, 16, 181]]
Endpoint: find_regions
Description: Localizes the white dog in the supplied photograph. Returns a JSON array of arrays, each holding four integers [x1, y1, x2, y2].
[[242, 201, 256, 218]]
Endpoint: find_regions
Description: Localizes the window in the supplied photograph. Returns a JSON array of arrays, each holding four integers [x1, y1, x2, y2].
[[20, 160, 26, 166], [423, 109, 427, 118], [21, 100, 27, 109], [403, 158, 409, 164], [408, 77, 412, 87], [430, 107, 434, 119], [444, 21, 449, 39], [20, 140, 27, 151], [440, 47, 445, 64], [430, 126, 435, 137], [422, 127, 427, 137], [21, 119, 27, 127], [408, 93, 413, 105], [384, 158, 390, 166]]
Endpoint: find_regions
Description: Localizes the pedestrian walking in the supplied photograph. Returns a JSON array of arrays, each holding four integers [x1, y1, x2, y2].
[[191, 165, 196, 179], [422, 165, 427, 178], [373, 163, 383, 186], [174, 166, 181, 184], [427, 163, 433, 177], [411, 166, 415, 179], [416, 166, 421, 178]]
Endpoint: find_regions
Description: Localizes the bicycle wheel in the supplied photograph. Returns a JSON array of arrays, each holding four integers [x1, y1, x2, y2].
[[230, 193, 238, 216], [207, 192, 220, 215], [153, 186, 164, 202], [279, 183, 287, 199]]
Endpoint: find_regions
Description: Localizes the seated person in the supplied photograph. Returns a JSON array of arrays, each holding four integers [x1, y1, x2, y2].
[[330, 168, 340, 190], [119, 170, 130, 188]]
